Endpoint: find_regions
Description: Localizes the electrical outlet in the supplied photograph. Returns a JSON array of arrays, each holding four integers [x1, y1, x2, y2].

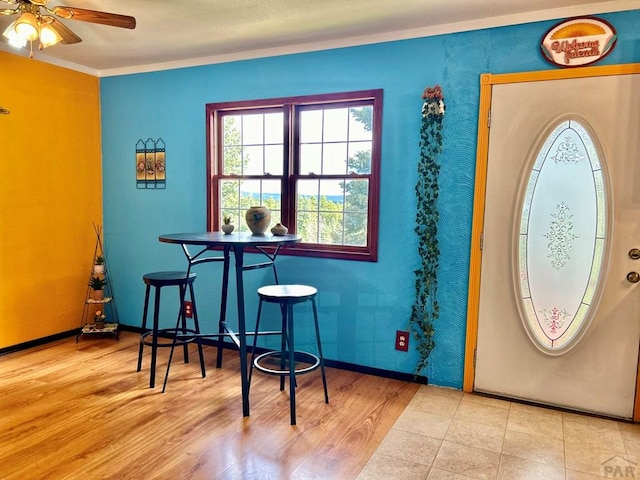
[[395, 330, 409, 352], [184, 301, 193, 318]]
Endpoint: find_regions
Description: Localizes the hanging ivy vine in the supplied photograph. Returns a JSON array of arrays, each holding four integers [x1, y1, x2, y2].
[[409, 85, 445, 375]]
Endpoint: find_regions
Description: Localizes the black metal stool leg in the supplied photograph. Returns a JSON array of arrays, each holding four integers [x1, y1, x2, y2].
[[287, 304, 296, 425], [162, 329, 179, 393], [189, 282, 206, 379], [178, 284, 190, 363], [279, 306, 287, 391], [312, 298, 329, 404], [163, 290, 186, 392], [149, 285, 162, 388], [281, 308, 299, 391], [163, 280, 205, 392], [216, 248, 231, 369], [137, 284, 151, 372], [248, 298, 264, 391]]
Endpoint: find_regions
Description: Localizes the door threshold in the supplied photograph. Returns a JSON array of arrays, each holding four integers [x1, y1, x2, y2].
[[473, 389, 634, 424]]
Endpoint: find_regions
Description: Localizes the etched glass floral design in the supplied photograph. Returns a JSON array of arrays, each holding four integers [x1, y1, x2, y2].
[[517, 119, 607, 354], [544, 202, 578, 271]]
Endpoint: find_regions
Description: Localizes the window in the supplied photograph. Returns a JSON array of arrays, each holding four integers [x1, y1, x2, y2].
[[206, 90, 382, 261], [517, 119, 607, 354]]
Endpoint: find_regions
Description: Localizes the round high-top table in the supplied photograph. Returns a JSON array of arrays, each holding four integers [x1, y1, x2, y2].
[[159, 232, 301, 416]]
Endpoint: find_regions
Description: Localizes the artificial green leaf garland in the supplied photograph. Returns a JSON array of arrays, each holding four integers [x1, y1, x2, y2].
[[410, 85, 445, 375]]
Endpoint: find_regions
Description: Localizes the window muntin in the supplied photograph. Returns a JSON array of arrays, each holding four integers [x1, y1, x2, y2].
[[207, 90, 382, 261]]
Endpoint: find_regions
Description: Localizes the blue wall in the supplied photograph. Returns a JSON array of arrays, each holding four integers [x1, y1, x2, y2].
[[101, 10, 640, 389]]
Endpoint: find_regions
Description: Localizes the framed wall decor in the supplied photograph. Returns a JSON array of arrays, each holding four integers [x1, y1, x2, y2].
[[136, 138, 166, 189]]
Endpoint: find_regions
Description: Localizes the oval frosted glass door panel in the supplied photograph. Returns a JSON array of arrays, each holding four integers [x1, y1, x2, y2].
[[517, 119, 607, 354]]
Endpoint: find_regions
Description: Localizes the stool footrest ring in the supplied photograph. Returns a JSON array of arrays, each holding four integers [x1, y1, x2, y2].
[[253, 351, 320, 376], [141, 328, 200, 348]]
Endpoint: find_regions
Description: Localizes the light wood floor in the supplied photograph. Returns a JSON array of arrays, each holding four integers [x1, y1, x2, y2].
[[0, 331, 419, 480]]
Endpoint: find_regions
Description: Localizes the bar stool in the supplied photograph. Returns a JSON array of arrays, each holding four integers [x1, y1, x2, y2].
[[136, 271, 206, 388], [249, 284, 329, 425]]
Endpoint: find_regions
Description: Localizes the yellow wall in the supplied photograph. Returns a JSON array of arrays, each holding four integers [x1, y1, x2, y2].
[[0, 51, 101, 348]]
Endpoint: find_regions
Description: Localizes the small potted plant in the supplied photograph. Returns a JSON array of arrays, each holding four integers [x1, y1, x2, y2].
[[93, 255, 105, 275], [94, 310, 106, 329], [221, 214, 235, 234], [88, 275, 107, 300]]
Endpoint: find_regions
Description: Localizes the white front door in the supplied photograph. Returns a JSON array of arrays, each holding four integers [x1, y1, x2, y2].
[[474, 72, 640, 419]]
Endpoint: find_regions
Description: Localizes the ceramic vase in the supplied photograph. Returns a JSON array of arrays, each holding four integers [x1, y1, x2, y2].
[[270, 223, 288, 236], [221, 224, 235, 234], [245, 206, 271, 234]]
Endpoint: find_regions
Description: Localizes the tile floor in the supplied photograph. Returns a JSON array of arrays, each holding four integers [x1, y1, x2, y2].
[[357, 385, 640, 479]]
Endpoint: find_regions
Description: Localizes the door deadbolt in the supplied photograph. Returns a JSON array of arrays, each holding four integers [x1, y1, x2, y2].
[[627, 272, 640, 283], [630, 248, 640, 260]]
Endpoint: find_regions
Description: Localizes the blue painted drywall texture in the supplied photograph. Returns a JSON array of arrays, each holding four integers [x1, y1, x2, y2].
[[101, 10, 640, 388]]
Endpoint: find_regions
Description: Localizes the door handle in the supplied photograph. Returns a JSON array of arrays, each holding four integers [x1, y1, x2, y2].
[[629, 248, 640, 260], [627, 272, 640, 283]]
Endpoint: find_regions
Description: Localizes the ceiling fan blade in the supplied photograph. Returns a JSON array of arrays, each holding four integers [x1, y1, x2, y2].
[[51, 6, 136, 29], [49, 17, 81, 44]]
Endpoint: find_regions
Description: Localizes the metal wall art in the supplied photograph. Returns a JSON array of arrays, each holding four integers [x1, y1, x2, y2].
[[136, 138, 166, 189]]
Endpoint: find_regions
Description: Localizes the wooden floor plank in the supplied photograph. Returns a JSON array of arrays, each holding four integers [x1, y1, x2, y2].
[[0, 332, 418, 480]]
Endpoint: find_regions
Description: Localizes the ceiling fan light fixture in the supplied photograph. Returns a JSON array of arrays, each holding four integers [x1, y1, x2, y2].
[[39, 22, 62, 48], [15, 12, 39, 41], [1, 2, 134, 56], [2, 21, 27, 48]]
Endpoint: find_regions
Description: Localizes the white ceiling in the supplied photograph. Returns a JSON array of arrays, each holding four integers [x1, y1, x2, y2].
[[0, 0, 637, 76]]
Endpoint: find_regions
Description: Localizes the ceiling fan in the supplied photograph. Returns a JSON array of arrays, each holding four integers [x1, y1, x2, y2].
[[0, 0, 135, 53]]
